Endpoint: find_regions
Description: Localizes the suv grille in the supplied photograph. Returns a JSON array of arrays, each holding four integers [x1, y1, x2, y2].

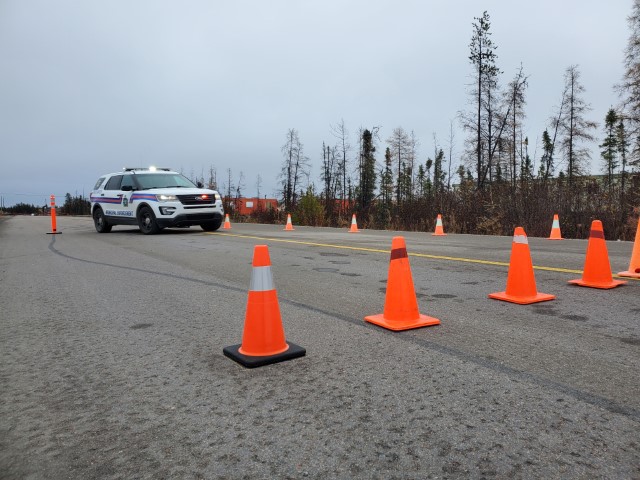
[[177, 194, 214, 205]]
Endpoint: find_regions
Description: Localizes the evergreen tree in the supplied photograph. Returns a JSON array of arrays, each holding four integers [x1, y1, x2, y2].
[[600, 108, 619, 194], [357, 129, 377, 213], [540, 129, 554, 181], [433, 148, 445, 193], [617, 119, 630, 196], [380, 147, 394, 207]]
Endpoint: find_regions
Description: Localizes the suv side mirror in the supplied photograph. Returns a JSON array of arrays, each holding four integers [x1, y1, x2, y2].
[[197, 181, 204, 188], [121, 185, 133, 192]]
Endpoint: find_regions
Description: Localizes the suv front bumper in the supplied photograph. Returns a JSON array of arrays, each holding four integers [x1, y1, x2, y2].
[[156, 212, 223, 228]]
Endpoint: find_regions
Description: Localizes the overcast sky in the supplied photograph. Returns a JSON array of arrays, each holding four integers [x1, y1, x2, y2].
[[0, 0, 633, 207]]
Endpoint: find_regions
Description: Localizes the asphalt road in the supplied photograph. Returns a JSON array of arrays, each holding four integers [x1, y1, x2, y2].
[[1, 215, 638, 479]]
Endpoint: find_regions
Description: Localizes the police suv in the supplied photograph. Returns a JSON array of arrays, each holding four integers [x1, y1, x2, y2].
[[90, 167, 224, 234]]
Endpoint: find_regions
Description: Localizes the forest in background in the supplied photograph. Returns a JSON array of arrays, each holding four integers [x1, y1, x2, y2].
[[247, 5, 640, 240]]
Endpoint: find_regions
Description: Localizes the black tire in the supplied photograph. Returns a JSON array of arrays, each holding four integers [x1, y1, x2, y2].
[[93, 207, 112, 233], [138, 206, 161, 235], [201, 218, 222, 232]]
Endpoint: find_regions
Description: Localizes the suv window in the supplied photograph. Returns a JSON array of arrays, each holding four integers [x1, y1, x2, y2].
[[135, 173, 196, 190], [104, 175, 123, 190], [121, 175, 137, 190], [93, 177, 106, 190]]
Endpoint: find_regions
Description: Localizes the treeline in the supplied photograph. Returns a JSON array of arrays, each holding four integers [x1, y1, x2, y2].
[[1, 194, 90, 216], [267, 6, 640, 240]]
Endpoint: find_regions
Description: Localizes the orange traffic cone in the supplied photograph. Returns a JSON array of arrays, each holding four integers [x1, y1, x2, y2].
[[489, 227, 555, 304], [46, 194, 62, 235], [284, 213, 294, 231], [547, 214, 563, 240], [365, 236, 440, 331], [569, 220, 626, 289], [432, 214, 446, 236], [618, 218, 640, 278], [223, 245, 305, 367], [222, 213, 231, 229], [349, 214, 360, 233]]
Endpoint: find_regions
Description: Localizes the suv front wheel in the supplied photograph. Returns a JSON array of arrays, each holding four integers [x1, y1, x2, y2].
[[201, 218, 222, 231], [138, 206, 161, 235]]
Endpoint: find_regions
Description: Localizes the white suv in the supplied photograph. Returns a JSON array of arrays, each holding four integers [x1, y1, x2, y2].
[[90, 167, 224, 234]]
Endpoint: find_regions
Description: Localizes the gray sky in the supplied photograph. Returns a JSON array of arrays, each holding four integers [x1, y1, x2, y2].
[[0, 0, 632, 207]]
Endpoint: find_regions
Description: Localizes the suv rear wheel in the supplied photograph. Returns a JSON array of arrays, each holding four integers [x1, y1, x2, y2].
[[93, 207, 112, 233], [138, 206, 161, 235]]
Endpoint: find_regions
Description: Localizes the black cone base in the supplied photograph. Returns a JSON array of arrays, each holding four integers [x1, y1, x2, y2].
[[223, 342, 306, 368]]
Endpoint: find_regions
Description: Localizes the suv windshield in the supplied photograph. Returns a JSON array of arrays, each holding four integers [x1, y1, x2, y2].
[[134, 174, 197, 190]]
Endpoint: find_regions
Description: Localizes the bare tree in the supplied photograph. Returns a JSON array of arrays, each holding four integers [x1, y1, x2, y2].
[[387, 127, 410, 204], [279, 128, 309, 211], [467, 11, 500, 189], [505, 65, 529, 187], [207, 165, 218, 190], [256, 174, 262, 201], [617, 0, 640, 165], [558, 65, 597, 184], [447, 119, 456, 190], [235, 171, 245, 200], [224, 168, 234, 213], [330, 119, 351, 213]]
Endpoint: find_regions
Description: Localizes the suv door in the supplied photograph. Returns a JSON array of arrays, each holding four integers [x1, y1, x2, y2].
[[118, 175, 137, 219], [101, 174, 125, 219]]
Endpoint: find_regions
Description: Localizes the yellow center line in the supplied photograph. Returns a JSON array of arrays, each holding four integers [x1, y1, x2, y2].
[[206, 231, 638, 280]]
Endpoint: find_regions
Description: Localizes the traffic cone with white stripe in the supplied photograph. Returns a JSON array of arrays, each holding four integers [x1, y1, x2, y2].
[[223, 245, 305, 367], [618, 218, 640, 278], [223, 214, 231, 229], [547, 214, 563, 240], [349, 214, 360, 233], [569, 220, 626, 289], [365, 236, 440, 331], [432, 214, 446, 236], [284, 213, 294, 231], [489, 227, 555, 304]]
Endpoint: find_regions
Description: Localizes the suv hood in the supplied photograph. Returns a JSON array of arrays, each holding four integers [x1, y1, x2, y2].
[[139, 188, 218, 196]]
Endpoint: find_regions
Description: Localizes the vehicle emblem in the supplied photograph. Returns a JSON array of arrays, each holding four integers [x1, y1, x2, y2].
[[123, 197, 129, 207]]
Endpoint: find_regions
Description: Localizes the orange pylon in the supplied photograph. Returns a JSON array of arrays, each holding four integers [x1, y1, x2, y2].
[[223, 245, 306, 368], [46, 194, 62, 235], [284, 213, 294, 231], [365, 236, 440, 331], [222, 213, 231, 229], [348, 214, 360, 233], [547, 214, 563, 240], [432, 214, 447, 236], [569, 220, 626, 289], [489, 227, 555, 304], [618, 218, 640, 278]]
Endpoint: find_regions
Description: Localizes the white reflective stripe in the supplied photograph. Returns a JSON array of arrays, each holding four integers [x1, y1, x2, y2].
[[552, 220, 560, 228], [513, 235, 528, 244], [436, 218, 443, 226], [250, 266, 275, 291]]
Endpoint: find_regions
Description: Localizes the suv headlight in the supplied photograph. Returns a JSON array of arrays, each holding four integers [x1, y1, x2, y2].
[[214, 193, 221, 201], [156, 194, 178, 201]]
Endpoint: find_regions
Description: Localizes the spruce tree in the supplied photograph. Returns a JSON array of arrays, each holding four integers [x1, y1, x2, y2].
[[600, 109, 619, 195]]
